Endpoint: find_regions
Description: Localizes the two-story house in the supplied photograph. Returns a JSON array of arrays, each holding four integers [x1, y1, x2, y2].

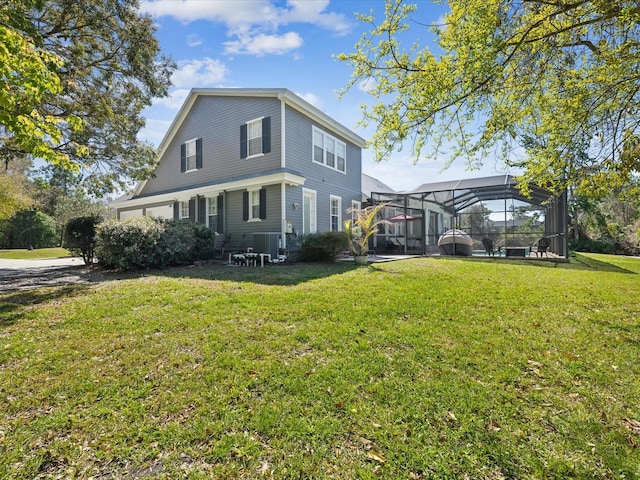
[[110, 88, 365, 256]]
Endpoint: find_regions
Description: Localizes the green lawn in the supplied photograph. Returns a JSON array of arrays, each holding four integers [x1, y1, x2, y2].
[[1, 253, 639, 479], [0, 247, 71, 259]]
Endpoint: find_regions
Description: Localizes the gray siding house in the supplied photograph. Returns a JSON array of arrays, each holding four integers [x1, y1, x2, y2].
[[110, 88, 365, 255]]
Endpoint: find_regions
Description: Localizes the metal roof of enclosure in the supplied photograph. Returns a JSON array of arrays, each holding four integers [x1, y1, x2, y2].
[[370, 174, 568, 259]]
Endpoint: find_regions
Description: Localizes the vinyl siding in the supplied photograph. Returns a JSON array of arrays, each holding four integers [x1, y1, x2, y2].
[[139, 96, 282, 197], [283, 105, 362, 232], [223, 184, 282, 252]]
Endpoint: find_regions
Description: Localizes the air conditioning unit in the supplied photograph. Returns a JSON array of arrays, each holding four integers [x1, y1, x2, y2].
[[252, 232, 281, 258]]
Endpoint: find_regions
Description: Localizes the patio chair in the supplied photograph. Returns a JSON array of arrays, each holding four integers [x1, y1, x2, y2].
[[535, 237, 551, 257], [482, 238, 496, 256]]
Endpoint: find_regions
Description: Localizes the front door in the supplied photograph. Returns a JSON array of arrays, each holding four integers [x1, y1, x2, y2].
[[303, 189, 317, 234]]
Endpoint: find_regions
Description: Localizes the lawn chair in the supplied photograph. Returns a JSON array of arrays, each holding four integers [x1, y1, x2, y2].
[[535, 237, 551, 257], [482, 238, 496, 256]]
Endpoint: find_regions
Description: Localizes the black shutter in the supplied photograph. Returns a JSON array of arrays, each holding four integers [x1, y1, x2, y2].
[[242, 191, 249, 221], [173, 202, 180, 220], [180, 143, 186, 172], [262, 116, 271, 154], [240, 124, 247, 158], [259, 188, 267, 219], [198, 196, 206, 224], [189, 198, 196, 222], [217, 194, 224, 233], [195, 138, 203, 169]]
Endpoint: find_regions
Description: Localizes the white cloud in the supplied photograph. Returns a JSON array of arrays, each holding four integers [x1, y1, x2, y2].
[[152, 88, 191, 110], [280, 0, 352, 36], [187, 34, 203, 47], [138, 117, 173, 147], [224, 31, 303, 56], [140, 0, 353, 57], [171, 58, 229, 88], [358, 77, 377, 93], [295, 92, 323, 110], [140, 0, 278, 26]]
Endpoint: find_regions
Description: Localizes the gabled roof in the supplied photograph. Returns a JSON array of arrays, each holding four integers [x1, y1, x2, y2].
[[361, 173, 396, 197], [132, 88, 366, 198]]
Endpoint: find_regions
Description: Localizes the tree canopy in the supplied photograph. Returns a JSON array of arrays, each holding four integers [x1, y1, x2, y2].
[[338, 0, 640, 197], [1, 0, 175, 195]]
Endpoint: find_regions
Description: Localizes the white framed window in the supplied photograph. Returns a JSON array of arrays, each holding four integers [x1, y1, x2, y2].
[[330, 195, 342, 232], [207, 197, 218, 231], [180, 201, 189, 219], [247, 118, 263, 157], [249, 189, 261, 221], [313, 126, 346, 173], [336, 142, 346, 172], [184, 139, 197, 171], [313, 129, 324, 164], [351, 200, 361, 224]]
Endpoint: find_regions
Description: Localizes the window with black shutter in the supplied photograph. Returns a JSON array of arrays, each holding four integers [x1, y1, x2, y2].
[[240, 117, 270, 158]]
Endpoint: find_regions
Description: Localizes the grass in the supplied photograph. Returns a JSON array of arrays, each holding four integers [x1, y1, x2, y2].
[[0, 248, 71, 260], [0, 253, 639, 479]]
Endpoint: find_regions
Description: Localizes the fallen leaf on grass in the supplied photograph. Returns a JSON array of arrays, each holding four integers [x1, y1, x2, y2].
[[623, 418, 640, 434], [447, 411, 457, 421], [358, 436, 373, 447], [486, 420, 501, 432], [367, 451, 386, 463]]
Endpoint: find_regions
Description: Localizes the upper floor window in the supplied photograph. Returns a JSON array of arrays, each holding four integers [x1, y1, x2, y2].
[[241, 117, 271, 159], [313, 127, 346, 173], [330, 195, 342, 232], [181, 138, 202, 172]]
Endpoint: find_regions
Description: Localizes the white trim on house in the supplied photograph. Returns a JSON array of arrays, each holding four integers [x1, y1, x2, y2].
[[113, 171, 306, 210]]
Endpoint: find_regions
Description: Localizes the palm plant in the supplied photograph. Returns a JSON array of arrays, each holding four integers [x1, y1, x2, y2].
[[344, 202, 390, 256]]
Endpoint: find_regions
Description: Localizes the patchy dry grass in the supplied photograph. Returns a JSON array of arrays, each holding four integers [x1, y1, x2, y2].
[[0, 253, 639, 478]]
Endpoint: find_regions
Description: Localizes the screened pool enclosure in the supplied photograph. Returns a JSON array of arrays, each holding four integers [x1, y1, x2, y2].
[[369, 175, 568, 259]]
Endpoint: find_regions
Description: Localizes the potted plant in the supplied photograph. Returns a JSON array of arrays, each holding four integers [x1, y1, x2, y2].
[[344, 202, 390, 265]]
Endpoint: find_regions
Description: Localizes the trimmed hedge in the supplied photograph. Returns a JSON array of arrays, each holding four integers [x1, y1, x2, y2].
[[298, 231, 348, 262], [96, 217, 214, 270]]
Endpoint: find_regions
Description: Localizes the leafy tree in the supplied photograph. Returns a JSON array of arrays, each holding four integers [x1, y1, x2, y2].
[[64, 215, 101, 265], [0, 172, 32, 221], [338, 0, 640, 197], [2, 0, 175, 195], [458, 203, 496, 240], [30, 164, 108, 244], [0, 0, 73, 169], [0, 209, 57, 249]]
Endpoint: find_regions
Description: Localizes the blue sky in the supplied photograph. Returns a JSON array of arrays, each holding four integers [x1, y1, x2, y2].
[[137, 0, 509, 191]]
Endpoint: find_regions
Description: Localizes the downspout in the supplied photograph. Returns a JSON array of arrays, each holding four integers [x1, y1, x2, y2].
[[403, 194, 408, 254], [280, 96, 287, 249]]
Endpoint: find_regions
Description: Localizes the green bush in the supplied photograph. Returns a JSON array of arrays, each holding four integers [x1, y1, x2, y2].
[[95, 217, 216, 270], [96, 217, 164, 270], [64, 215, 101, 265], [298, 231, 348, 262]]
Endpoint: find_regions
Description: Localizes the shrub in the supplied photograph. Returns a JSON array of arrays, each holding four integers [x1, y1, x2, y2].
[[64, 215, 101, 265], [95, 217, 217, 271], [298, 231, 348, 262], [96, 217, 164, 270]]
